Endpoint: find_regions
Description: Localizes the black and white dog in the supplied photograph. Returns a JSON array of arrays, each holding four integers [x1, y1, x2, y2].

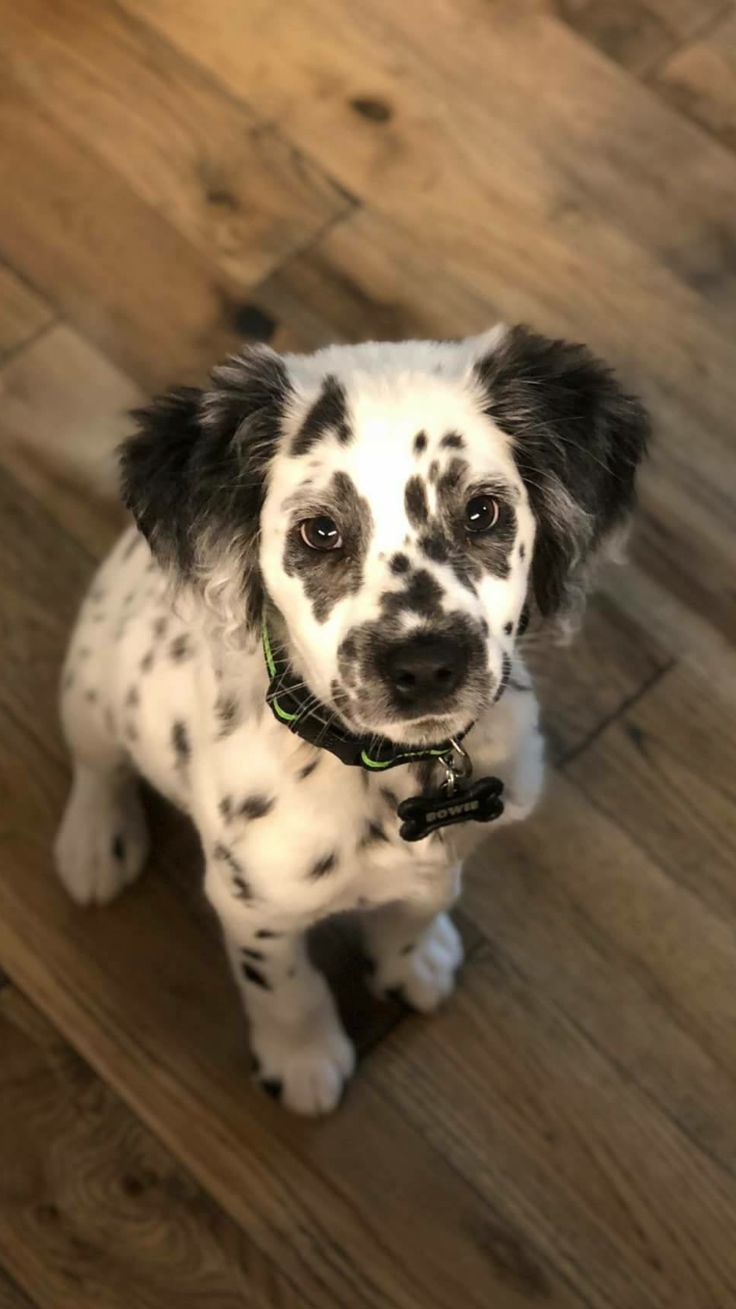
[[55, 326, 648, 1114]]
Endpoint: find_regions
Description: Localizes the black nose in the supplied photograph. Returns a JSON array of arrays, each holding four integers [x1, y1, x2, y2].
[[383, 635, 467, 709]]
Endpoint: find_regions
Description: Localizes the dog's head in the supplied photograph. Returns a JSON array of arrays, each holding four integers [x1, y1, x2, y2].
[[121, 327, 648, 746]]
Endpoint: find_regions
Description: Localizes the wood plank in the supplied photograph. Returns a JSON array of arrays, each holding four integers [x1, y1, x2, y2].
[[0, 0, 351, 290], [462, 770, 736, 1175], [564, 663, 736, 920], [122, 0, 736, 327], [0, 324, 139, 556], [552, 0, 730, 76], [655, 9, 736, 153], [0, 264, 52, 362], [0, 987, 304, 1309], [0, 68, 246, 390], [364, 942, 736, 1309]]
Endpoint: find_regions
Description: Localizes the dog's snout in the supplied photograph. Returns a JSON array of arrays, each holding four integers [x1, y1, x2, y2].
[[383, 635, 467, 709]]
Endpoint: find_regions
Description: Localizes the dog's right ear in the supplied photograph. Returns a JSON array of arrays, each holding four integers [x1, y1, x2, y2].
[[120, 345, 292, 630]]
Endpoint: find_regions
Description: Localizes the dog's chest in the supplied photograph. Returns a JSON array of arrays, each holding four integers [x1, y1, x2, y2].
[[198, 729, 455, 918]]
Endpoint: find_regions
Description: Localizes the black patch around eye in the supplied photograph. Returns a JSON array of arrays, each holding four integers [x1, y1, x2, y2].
[[308, 852, 338, 879], [413, 431, 427, 454], [418, 532, 449, 564], [283, 470, 373, 623], [172, 720, 190, 762], [390, 553, 410, 575], [291, 375, 350, 457], [404, 476, 429, 527], [239, 794, 274, 820], [440, 432, 464, 450]]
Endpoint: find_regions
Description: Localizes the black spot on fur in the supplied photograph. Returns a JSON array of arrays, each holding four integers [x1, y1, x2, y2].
[[418, 532, 449, 564], [172, 720, 190, 763], [169, 634, 192, 662], [112, 835, 126, 861], [504, 621, 513, 636], [390, 553, 410, 575], [242, 946, 265, 963], [219, 795, 233, 822], [476, 325, 649, 618], [140, 650, 155, 673], [242, 962, 271, 989], [151, 616, 168, 639], [291, 374, 351, 457], [239, 794, 274, 821], [349, 96, 392, 122], [256, 928, 281, 940], [413, 431, 427, 454], [519, 542, 526, 561], [121, 347, 292, 631], [359, 821, 390, 849], [215, 694, 240, 736], [229, 302, 277, 342], [404, 476, 429, 527], [308, 852, 338, 879], [259, 1077, 283, 1099], [400, 942, 415, 955], [381, 569, 444, 619], [494, 653, 512, 702], [441, 431, 464, 450], [283, 470, 373, 623], [297, 758, 319, 781], [233, 873, 252, 899]]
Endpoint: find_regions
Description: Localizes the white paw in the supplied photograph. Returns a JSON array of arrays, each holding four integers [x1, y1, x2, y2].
[[372, 912, 464, 1013], [55, 768, 149, 906], [251, 1018, 356, 1116]]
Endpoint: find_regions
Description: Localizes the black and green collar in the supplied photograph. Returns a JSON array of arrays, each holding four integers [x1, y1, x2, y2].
[[262, 620, 469, 772]]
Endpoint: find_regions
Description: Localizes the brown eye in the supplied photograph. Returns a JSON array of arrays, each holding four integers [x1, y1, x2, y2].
[[300, 515, 343, 551], [465, 493, 500, 534]]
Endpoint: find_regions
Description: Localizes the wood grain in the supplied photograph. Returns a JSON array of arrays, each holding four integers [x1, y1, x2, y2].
[[551, 0, 731, 75], [0, 0, 351, 290], [656, 9, 736, 151], [0, 265, 52, 362], [0, 987, 304, 1309], [0, 324, 138, 556]]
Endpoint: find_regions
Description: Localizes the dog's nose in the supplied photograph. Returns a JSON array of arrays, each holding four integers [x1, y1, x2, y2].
[[383, 635, 467, 708]]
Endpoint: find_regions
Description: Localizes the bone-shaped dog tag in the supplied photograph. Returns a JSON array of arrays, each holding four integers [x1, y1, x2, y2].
[[397, 776, 504, 842]]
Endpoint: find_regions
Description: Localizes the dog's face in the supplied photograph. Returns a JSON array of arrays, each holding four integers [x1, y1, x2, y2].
[[122, 327, 648, 745], [260, 351, 534, 744]]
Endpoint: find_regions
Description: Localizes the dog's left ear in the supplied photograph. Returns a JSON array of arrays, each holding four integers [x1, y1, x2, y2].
[[120, 345, 292, 632], [475, 325, 649, 628]]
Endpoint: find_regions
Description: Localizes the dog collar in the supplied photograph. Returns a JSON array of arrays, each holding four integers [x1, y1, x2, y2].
[[262, 620, 468, 772]]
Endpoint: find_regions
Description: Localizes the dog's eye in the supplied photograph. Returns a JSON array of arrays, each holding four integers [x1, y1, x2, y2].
[[300, 515, 343, 551], [464, 494, 500, 534]]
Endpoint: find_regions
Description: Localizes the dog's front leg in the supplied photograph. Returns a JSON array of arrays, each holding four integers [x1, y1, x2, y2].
[[361, 876, 464, 1013], [206, 871, 354, 1115]]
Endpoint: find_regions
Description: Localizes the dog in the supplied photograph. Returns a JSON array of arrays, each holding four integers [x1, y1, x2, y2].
[[55, 325, 648, 1115]]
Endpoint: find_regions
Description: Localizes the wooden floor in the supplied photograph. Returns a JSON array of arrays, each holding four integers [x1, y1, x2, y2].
[[1, 2, 735, 1305]]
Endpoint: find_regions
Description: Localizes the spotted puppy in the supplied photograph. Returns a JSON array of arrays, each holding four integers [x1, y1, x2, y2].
[[56, 326, 648, 1115]]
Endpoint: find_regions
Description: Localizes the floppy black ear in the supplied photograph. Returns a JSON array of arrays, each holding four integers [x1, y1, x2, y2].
[[475, 325, 649, 624], [120, 345, 292, 630]]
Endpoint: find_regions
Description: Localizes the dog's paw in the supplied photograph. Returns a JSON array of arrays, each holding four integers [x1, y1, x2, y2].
[[55, 768, 149, 906], [372, 911, 463, 1013], [251, 1018, 356, 1116]]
